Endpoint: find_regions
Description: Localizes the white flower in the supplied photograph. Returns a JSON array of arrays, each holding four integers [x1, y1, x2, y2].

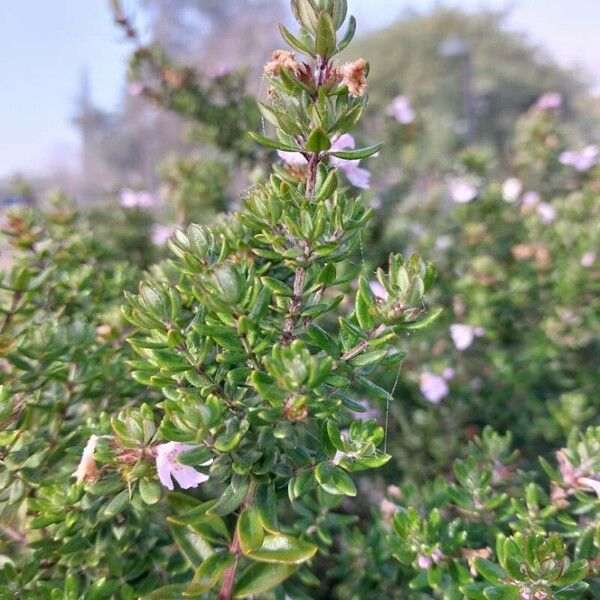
[[535, 92, 562, 111], [521, 191, 540, 209], [502, 177, 522, 203], [73, 435, 99, 483], [369, 280, 388, 301], [581, 252, 596, 267], [387, 95, 415, 124], [449, 179, 477, 204], [536, 202, 556, 224], [155, 442, 212, 491], [419, 373, 449, 404], [559, 145, 599, 172], [152, 224, 176, 246], [120, 188, 155, 209], [450, 323, 484, 351]]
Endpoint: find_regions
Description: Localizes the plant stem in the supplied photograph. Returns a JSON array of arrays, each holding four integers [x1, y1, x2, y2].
[[218, 490, 254, 600]]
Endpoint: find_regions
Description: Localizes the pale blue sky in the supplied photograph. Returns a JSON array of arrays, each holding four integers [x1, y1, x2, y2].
[[1, 0, 600, 177]]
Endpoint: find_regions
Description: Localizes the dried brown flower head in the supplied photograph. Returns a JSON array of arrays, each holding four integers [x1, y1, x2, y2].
[[339, 58, 368, 97]]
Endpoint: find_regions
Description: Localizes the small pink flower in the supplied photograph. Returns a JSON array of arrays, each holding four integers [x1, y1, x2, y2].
[[581, 252, 596, 267], [559, 145, 599, 172], [155, 442, 212, 491], [442, 367, 455, 381], [120, 188, 155, 209], [152, 224, 176, 246], [431, 548, 443, 563], [502, 178, 522, 203], [128, 81, 145, 97], [73, 435, 99, 483], [449, 179, 477, 204], [521, 191, 540, 209], [419, 372, 449, 404], [417, 554, 432, 569], [278, 133, 373, 189], [435, 236, 451, 251], [450, 324, 484, 351], [353, 399, 380, 421], [535, 92, 562, 111], [387, 95, 415, 124], [536, 202, 556, 224], [369, 280, 388, 301]]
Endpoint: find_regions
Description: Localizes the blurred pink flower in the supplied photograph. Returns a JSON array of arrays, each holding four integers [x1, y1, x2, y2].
[[502, 177, 522, 203], [155, 442, 212, 491], [417, 555, 432, 569], [535, 92, 562, 111], [450, 323, 484, 351], [387, 95, 415, 124], [152, 224, 176, 246], [449, 179, 477, 204], [581, 252, 596, 267], [435, 235, 451, 251], [536, 202, 556, 224], [120, 188, 155, 209], [73, 435, 100, 483], [369, 280, 388, 301], [278, 133, 372, 189], [419, 372, 449, 404], [521, 191, 540, 209], [559, 145, 599, 172], [442, 367, 456, 381], [128, 81, 145, 97]]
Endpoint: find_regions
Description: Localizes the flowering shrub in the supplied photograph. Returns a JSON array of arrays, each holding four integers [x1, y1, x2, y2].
[[1, 2, 598, 599]]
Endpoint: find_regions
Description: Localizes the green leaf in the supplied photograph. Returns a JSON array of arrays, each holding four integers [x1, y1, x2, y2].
[[316, 11, 336, 58], [279, 24, 315, 56], [247, 534, 317, 564], [337, 15, 356, 52], [185, 552, 234, 595], [315, 461, 357, 496], [483, 585, 520, 600], [237, 507, 265, 554], [330, 142, 383, 160], [138, 478, 163, 505], [306, 127, 332, 152], [350, 349, 388, 368], [256, 483, 279, 533], [248, 132, 300, 152], [233, 563, 297, 598], [474, 558, 506, 584], [209, 477, 249, 516]]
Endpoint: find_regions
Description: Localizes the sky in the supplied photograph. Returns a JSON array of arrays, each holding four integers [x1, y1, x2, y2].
[[1, 0, 600, 178]]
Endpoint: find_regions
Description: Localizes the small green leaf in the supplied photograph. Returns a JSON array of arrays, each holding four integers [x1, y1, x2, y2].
[[233, 563, 297, 598], [248, 534, 317, 564], [306, 127, 332, 153], [185, 552, 234, 595], [474, 558, 506, 584], [138, 478, 163, 505], [316, 11, 336, 58], [330, 142, 383, 160], [237, 507, 265, 554], [248, 132, 300, 152], [315, 461, 357, 496]]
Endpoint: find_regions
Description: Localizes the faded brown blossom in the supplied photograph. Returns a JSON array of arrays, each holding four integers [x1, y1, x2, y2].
[[339, 58, 368, 97], [264, 49, 301, 77], [461, 547, 492, 576], [73, 435, 100, 483]]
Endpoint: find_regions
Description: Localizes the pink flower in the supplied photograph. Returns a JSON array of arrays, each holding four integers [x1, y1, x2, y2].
[[155, 442, 212, 491], [536, 202, 556, 224], [152, 224, 176, 246], [128, 81, 145, 97], [417, 554, 432, 569], [559, 145, 599, 172], [450, 324, 484, 351], [521, 191, 540, 209], [449, 179, 477, 204], [442, 367, 455, 381], [535, 92, 562, 111], [120, 188, 155, 209], [581, 252, 596, 267], [73, 435, 99, 483], [419, 372, 449, 404], [435, 235, 451, 251], [387, 95, 415, 124], [353, 399, 380, 421], [502, 178, 522, 203], [369, 280, 388, 301], [278, 133, 373, 190]]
